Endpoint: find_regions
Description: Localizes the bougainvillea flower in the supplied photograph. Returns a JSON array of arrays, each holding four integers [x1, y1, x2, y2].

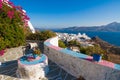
[[7, 10, 14, 19], [0, 50, 4, 56], [1, 0, 30, 27], [0, 0, 2, 9], [3, 0, 9, 3]]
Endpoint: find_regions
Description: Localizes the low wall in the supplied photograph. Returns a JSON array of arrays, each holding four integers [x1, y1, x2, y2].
[[0, 41, 44, 62], [17, 54, 48, 80], [44, 37, 120, 80]]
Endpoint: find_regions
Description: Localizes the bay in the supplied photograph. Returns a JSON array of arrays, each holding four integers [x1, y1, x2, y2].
[[54, 30, 120, 47]]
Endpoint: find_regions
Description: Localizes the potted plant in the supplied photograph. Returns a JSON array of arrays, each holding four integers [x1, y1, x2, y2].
[[26, 47, 41, 61], [33, 47, 41, 59]]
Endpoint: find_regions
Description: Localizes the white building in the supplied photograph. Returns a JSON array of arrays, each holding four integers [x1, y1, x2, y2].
[[57, 32, 94, 47]]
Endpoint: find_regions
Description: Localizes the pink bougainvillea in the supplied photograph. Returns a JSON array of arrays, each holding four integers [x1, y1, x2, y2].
[[0, 50, 4, 56], [0, 0, 2, 9], [3, 0, 9, 3], [7, 10, 14, 19], [0, 0, 30, 26], [8, 1, 16, 8]]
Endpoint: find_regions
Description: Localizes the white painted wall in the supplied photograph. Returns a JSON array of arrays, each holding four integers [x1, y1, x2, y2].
[[50, 37, 58, 47], [28, 21, 35, 33], [44, 37, 120, 80], [17, 58, 48, 80]]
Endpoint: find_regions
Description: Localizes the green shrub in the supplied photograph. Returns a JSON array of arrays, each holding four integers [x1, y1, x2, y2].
[[80, 44, 106, 56], [0, 2, 26, 50], [26, 32, 41, 40], [0, 37, 6, 50], [26, 30, 56, 41], [40, 30, 56, 41], [68, 40, 80, 46], [79, 47, 88, 55], [58, 40, 66, 48], [0, 22, 25, 48]]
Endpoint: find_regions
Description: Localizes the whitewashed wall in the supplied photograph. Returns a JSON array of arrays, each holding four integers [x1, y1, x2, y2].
[[50, 37, 58, 47], [44, 37, 120, 80]]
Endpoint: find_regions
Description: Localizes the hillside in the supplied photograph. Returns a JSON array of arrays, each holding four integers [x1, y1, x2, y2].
[[92, 36, 120, 64], [55, 22, 120, 32]]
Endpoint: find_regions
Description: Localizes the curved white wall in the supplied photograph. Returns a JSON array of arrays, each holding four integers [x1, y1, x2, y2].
[[28, 21, 35, 33], [50, 36, 58, 47], [44, 37, 120, 80]]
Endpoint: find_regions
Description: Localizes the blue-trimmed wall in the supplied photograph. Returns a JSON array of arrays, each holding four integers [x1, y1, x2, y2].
[[44, 37, 120, 80]]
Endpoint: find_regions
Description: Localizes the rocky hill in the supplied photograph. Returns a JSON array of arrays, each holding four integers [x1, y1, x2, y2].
[[57, 22, 120, 32], [92, 36, 120, 55], [92, 36, 120, 64]]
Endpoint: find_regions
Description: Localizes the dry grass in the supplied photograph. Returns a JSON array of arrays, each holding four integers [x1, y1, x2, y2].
[[107, 53, 120, 64]]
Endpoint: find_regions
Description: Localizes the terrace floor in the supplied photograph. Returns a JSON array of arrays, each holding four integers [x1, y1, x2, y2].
[[0, 60, 77, 80]]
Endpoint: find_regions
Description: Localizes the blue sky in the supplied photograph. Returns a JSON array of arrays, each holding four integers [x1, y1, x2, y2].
[[10, 0, 120, 28]]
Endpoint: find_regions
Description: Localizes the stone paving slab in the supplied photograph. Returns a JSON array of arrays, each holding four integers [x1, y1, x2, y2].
[[0, 46, 23, 62]]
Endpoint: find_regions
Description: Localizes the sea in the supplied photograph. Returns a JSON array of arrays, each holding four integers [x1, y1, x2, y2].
[[54, 30, 120, 47]]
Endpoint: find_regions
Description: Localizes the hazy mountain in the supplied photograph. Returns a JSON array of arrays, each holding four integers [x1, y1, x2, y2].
[[55, 22, 120, 32]]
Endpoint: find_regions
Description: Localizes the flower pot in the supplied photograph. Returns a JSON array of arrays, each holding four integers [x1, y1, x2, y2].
[[93, 54, 102, 62]]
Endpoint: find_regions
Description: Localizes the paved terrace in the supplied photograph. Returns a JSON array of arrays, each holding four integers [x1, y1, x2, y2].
[[0, 60, 76, 80], [0, 46, 77, 80]]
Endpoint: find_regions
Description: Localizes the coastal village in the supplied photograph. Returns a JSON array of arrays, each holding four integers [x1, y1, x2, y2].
[[57, 32, 94, 52]]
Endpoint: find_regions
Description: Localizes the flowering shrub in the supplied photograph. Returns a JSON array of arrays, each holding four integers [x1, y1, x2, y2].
[[0, 0, 30, 51], [0, 0, 2, 9], [0, 0, 29, 26], [7, 10, 14, 19]]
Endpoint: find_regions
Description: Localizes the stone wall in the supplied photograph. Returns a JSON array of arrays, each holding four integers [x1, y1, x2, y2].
[[0, 46, 23, 62], [44, 37, 120, 80]]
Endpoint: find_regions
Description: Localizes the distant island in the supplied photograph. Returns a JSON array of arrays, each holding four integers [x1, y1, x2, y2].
[[53, 22, 120, 32]]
